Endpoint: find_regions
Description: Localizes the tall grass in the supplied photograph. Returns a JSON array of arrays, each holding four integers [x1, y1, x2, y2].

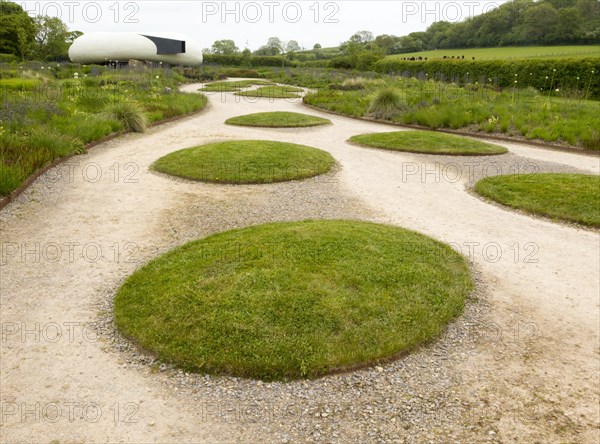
[[0, 66, 208, 196], [305, 77, 600, 150], [105, 101, 148, 133], [368, 88, 406, 119]]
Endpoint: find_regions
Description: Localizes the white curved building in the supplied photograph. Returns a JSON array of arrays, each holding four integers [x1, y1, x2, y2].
[[69, 32, 203, 66]]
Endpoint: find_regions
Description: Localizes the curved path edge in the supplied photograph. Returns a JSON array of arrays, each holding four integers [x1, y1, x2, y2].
[[0, 97, 210, 212], [302, 101, 600, 157]]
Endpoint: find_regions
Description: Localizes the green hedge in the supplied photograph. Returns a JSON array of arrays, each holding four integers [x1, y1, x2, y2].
[[0, 54, 18, 63], [374, 58, 600, 97], [203, 54, 298, 68]]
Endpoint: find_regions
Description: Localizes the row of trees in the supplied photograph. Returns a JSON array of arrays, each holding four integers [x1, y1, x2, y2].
[[334, 0, 599, 58], [205, 0, 599, 65], [0, 0, 80, 61], [206, 37, 303, 57], [396, 0, 599, 53]]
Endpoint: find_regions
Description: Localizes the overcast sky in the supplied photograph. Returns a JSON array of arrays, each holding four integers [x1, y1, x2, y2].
[[20, 1, 508, 50]]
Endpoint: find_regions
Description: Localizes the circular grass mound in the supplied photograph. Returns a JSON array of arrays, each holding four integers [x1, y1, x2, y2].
[[226, 112, 331, 128], [152, 140, 335, 184], [114, 220, 473, 381], [349, 130, 508, 156], [475, 173, 600, 227], [236, 85, 303, 99]]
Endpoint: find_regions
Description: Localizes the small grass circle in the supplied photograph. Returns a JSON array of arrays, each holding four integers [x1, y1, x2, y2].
[[152, 140, 335, 184], [198, 80, 272, 92], [114, 220, 473, 381], [226, 112, 331, 128], [235, 85, 303, 99], [475, 173, 600, 227], [349, 130, 508, 156]]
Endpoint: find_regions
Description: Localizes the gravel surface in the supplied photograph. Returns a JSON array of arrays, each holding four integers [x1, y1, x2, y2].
[[88, 172, 487, 443], [1, 82, 598, 443]]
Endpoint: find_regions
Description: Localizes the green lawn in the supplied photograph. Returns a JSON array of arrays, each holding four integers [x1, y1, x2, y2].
[[236, 85, 304, 98], [385, 46, 600, 61], [349, 131, 508, 156], [114, 220, 473, 381], [475, 174, 600, 227], [226, 112, 331, 128], [152, 140, 335, 184], [199, 80, 272, 92]]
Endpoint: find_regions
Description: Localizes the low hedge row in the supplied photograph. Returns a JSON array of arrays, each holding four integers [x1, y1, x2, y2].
[[203, 54, 298, 68], [374, 58, 600, 97]]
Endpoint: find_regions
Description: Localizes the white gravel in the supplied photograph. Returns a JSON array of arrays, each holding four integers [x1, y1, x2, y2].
[[1, 81, 598, 443]]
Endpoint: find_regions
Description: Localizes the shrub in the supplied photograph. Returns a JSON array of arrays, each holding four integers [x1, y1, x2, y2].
[[105, 101, 148, 133], [51, 113, 123, 143], [28, 128, 85, 156], [329, 77, 368, 91], [0, 53, 18, 63], [220, 68, 262, 78], [368, 88, 406, 119]]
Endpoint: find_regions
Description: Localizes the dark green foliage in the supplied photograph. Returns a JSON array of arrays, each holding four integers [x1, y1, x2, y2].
[[397, 0, 600, 52], [203, 53, 293, 68], [374, 58, 600, 98], [0, 0, 36, 59]]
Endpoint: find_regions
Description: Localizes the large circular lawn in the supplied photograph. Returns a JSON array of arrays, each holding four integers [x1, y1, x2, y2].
[[152, 140, 336, 184], [115, 220, 473, 381]]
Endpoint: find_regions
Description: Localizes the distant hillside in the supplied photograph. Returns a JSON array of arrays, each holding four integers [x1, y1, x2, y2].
[[384, 45, 600, 61], [403, 0, 599, 52]]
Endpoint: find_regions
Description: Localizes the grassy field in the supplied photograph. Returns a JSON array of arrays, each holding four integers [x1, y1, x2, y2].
[[152, 140, 335, 184], [475, 174, 600, 228], [0, 67, 208, 196], [386, 46, 600, 61], [349, 131, 508, 156], [114, 220, 473, 380]]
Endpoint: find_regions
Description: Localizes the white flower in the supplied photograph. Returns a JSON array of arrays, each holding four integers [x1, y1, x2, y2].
[[156, 75, 160, 79], [555, 88, 559, 92]]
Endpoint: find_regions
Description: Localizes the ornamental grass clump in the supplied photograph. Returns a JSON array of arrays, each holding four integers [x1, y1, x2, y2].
[[368, 88, 407, 119], [105, 101, 148, 133]]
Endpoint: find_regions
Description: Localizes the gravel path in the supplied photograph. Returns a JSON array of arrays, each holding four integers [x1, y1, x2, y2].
[[1, 81, 598, 443]]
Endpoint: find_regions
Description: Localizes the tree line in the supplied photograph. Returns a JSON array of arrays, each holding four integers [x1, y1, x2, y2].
[[395, 0, 599, 52], [207, 0, 599, 60], [1, 0, 598, 65], [0, 0, 81, 61]]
